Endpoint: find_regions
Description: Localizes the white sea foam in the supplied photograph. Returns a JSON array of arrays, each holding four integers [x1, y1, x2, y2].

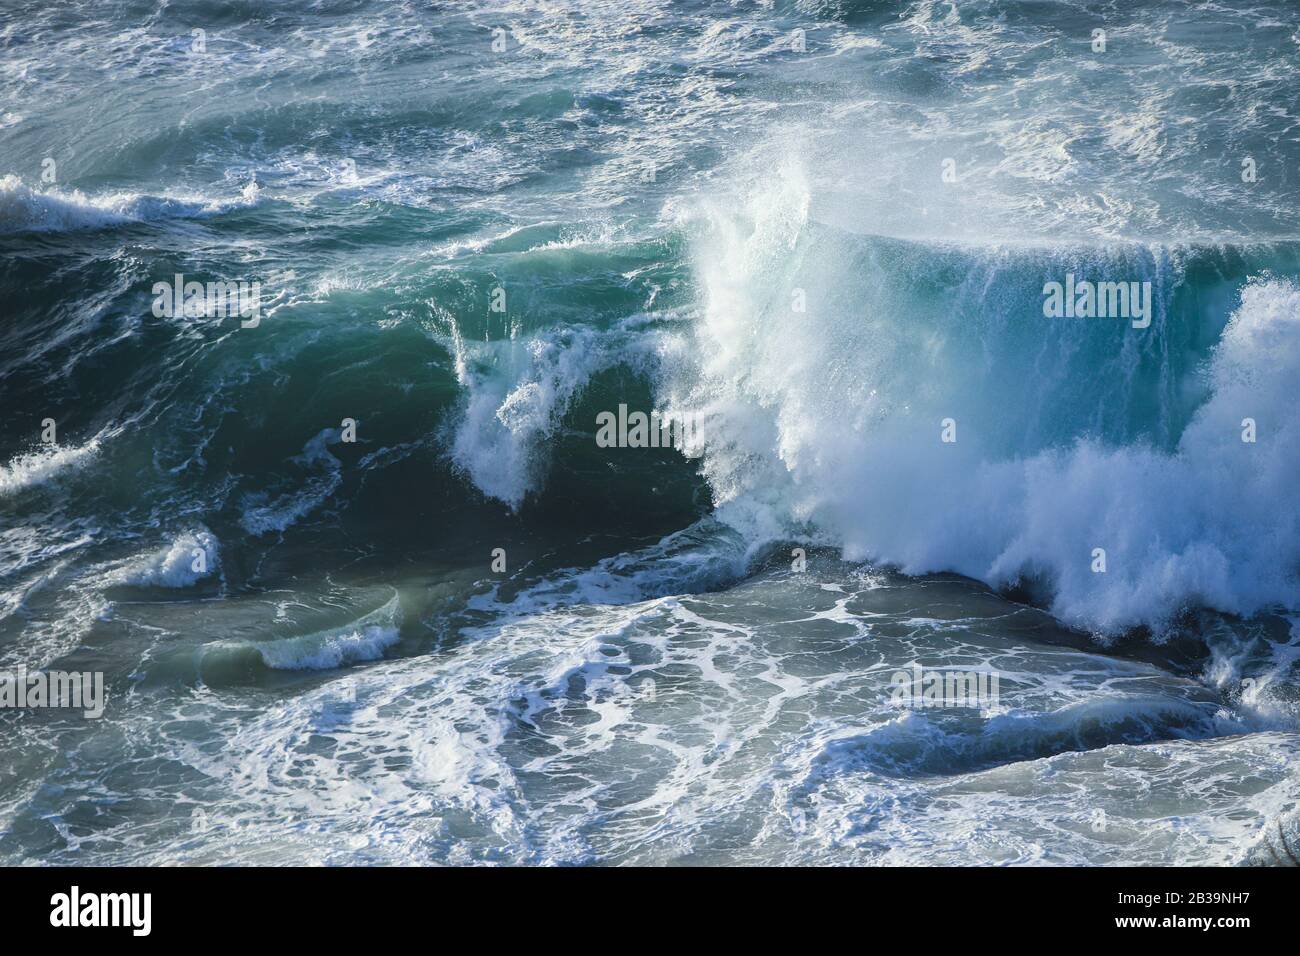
[[0, 175, 260, 234], [110, 530, 220, 589], [250, 621, 399, 671], [447, 325, 612, 510], [443, 303, 687, 511], [677, 162, 1300, 636], [1244, 808, 1300, 866], [0, 439, 100, 497], [151, 560, 1297, 866], [206, 593, 402, 671], [467, 516, 752, 617]]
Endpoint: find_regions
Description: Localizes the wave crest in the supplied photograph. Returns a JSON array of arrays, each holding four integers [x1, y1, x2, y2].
[[675, 164, 1300, 635], [0, 174, 260, 234]]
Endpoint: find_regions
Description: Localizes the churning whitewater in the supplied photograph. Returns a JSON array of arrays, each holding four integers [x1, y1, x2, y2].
[[0, 0, 1298, 866]]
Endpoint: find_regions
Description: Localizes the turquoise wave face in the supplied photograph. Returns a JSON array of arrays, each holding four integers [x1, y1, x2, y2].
[[0, 0, 1298, 865]]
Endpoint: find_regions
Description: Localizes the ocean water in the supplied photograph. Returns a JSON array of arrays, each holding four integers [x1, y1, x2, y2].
[[1, 0, 1298, 866]]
